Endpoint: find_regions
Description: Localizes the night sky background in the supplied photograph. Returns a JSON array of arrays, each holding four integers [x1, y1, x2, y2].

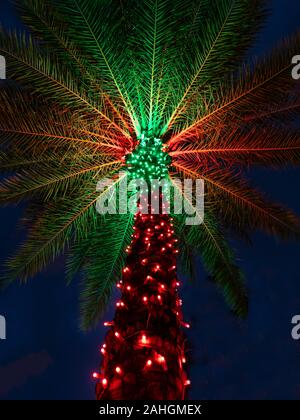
[[0, 0, 300, 400]]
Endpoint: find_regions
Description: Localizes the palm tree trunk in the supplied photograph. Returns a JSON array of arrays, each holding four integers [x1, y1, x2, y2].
[[95, 213, 189, 400]]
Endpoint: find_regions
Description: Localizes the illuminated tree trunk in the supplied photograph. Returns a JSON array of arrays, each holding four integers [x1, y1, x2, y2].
[[95, 213, 190, 400]]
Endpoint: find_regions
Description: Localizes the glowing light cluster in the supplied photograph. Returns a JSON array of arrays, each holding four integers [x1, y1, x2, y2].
[[125, 134, 171, 181]]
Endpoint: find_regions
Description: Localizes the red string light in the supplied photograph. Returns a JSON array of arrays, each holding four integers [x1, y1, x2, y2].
[[96, 214, 188, 400], [157, 355, 165, 363], [115, 366, 122, 374], [140, 334, 148, 345]]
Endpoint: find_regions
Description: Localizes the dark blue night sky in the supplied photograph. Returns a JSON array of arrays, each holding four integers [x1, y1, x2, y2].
[[0, 1, 300, 400]]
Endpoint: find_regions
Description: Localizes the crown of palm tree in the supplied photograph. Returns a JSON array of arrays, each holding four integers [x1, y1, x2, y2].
[[1, 0, 300, 330]]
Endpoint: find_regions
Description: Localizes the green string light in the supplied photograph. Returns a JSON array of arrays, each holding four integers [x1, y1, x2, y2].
[[126, 134, 171, 182]]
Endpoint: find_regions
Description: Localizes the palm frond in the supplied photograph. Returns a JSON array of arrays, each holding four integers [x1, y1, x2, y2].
[[163, 0, 268, 134], [50, 0, 138, 131], [173, 162, 300, 240], [75, 213, 134, 330], [0, 86, 129, 153], [174, 209, 248, 318], [168, 32, 300, 146], [0, 190, 99, 285], [15, 0, 133, 134], [0, 29, 129, 138], [171, 126, 300, 168], [0, 159, 122, 205]]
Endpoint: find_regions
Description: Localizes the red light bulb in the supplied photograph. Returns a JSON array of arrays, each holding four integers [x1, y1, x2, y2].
[[141, 334, 147, 344], [157, 355, 165, 363]]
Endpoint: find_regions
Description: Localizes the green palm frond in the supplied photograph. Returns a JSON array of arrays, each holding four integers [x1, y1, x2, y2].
[[1, 190, 99, 285], [15, 0, 133, 134], [171, 177, 247, 317], [50, 0, 138, 131], [70, 213, 134, 330], [175, 210, 248, 318], [164, 0, 268, 134]]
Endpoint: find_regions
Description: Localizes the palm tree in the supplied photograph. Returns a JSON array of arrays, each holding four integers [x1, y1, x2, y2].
[[1, 0, 300, 400]]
